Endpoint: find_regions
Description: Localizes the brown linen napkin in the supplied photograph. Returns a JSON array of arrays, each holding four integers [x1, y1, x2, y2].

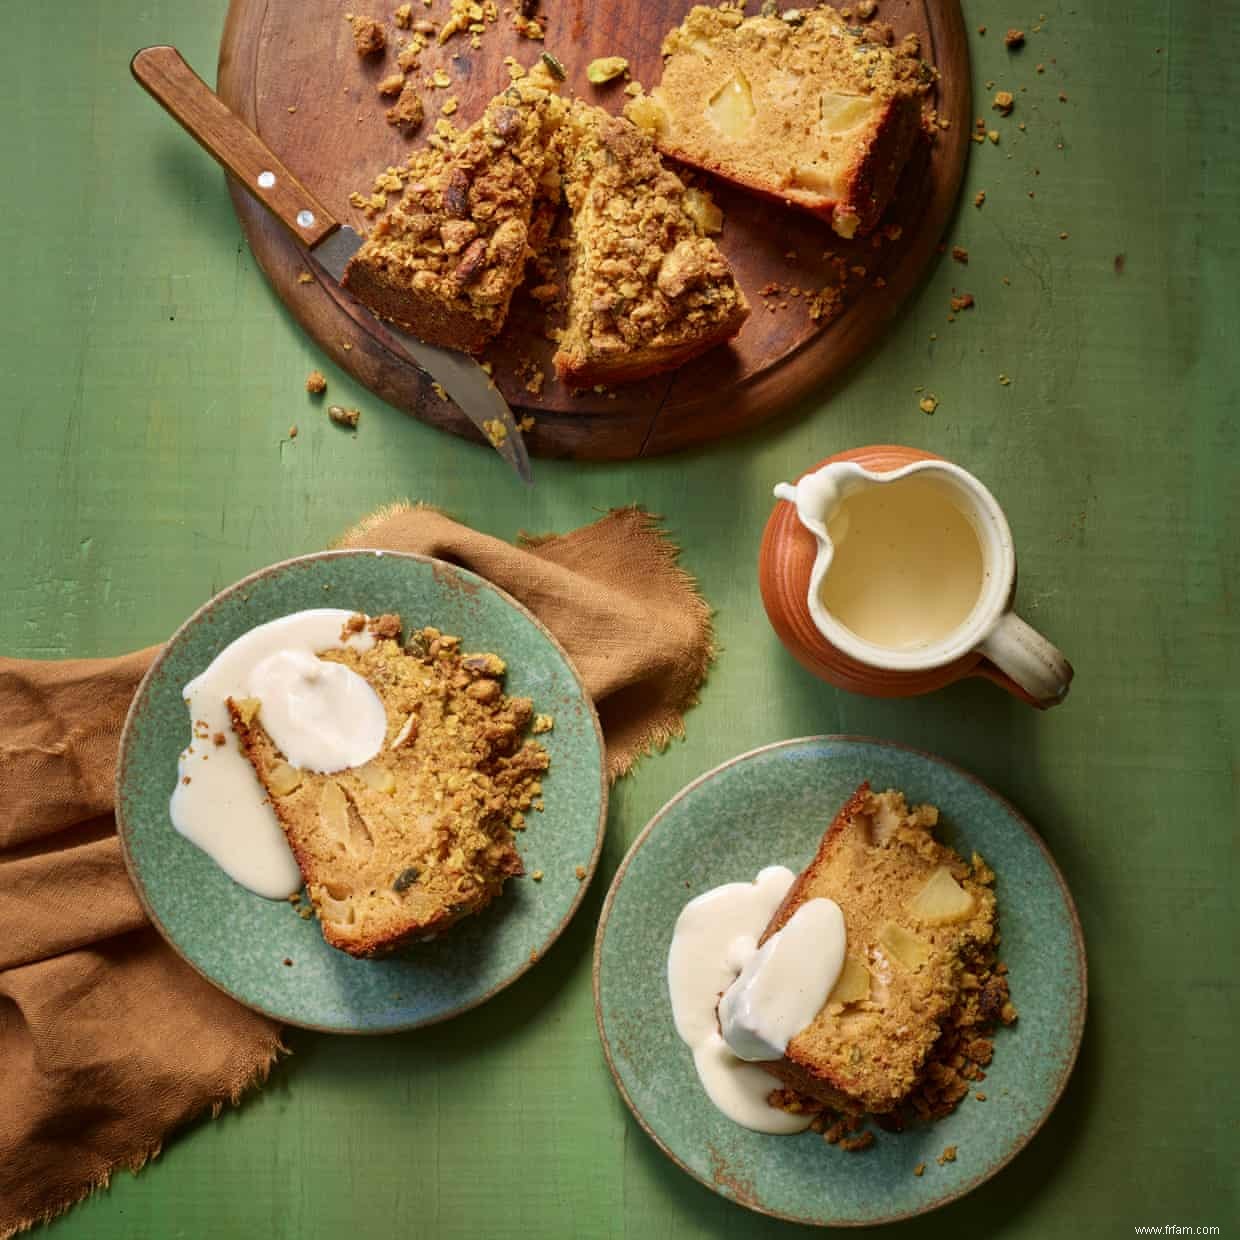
[[0, 504, 713, 1239]]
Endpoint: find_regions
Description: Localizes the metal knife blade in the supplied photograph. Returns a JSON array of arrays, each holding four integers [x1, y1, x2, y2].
[[312, 229, 532, 484], [129, 46, 531, 484]]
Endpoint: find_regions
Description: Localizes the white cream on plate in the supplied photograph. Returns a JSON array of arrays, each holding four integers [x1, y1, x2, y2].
[[718, 898, 846, 1062], [168, 609, 384, 898], [667, 866, 847, 1133]]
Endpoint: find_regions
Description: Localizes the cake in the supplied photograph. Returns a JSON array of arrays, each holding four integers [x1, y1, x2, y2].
[[227, 615, 549, 958], [760, 784, 1001, 1114], [625, 6, 931, 238], [343, 81, 567, 353], [552, 101, 750, 386], [346, 73, 748, 381]]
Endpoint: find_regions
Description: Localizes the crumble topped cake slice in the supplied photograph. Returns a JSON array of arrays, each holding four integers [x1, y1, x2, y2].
[[553, 101, 750, 387], [227, 615, 549, 958], [343, 81, 568, 353], [626, 6, 932, 238], [760, 783, 998, 1114]]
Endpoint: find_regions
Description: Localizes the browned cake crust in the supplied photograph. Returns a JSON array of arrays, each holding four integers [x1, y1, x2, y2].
[[343, 82, 567, 352], [627, 6, 931, 238], [759, 783, 998, 1114], [553, 102, 750, 387], [227, 616, 548, 958]]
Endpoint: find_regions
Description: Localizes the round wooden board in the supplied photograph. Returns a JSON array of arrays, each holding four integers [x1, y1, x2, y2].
[[217, 0, 970, 459]]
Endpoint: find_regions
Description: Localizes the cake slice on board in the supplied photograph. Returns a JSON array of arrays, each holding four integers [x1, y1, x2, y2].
[[627, 6, 932, 238], [553, 101, 750, 386], [343, 81, 568, 353]]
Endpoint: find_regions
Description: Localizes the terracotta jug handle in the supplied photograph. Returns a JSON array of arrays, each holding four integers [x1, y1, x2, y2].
[[976, 612, 1074, 708]]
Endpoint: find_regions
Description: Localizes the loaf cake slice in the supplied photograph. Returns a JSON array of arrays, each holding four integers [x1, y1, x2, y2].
[[343, 81, 568, 352], [759, 784, 997, 1113], [553, 101, 750, 386], [626, 6, 931, 238], [227, 615, 549, 958]]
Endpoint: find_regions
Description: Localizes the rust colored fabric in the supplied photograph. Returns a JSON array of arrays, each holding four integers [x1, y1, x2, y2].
[[0, 505, 713, 1238]]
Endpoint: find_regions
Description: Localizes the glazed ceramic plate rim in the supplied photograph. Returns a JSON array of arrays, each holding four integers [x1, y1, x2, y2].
[[592, 736, 1087, 1226], [117, 549, 607, 1034]]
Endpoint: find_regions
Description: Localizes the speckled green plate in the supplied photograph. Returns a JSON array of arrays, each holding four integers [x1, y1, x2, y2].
[[118, 550, 606, 1033], [594, 737, 1086, 1226]]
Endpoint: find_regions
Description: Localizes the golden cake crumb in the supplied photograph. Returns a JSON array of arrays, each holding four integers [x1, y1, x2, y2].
[[952, 246, 969, 264], [306, 370, 327, 394], [327, 405, 361, 429], [587, 56, 629, 85], [913, 1162, 926, 1177], [394, 3, 413, 28], [378, 73, 406, 97], [993, 90, 1014, 115], [386, 82, 426, 132], [574, 865, 586, 881], [919, 395, 938, 414], [937, 1146, 958, 1165], [531, 869, 544, 881], [350, 15, 387, 55], [1004, 29, 1025, 48]]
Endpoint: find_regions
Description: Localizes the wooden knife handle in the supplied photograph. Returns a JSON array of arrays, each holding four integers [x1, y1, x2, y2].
[[131, 45, 339, 248]]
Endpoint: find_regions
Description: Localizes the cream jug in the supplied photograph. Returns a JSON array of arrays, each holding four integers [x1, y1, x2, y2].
[[772, 456, 1073, 706]]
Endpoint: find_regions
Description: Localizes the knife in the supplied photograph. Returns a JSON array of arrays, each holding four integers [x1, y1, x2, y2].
[[131, 45, 532, 484]]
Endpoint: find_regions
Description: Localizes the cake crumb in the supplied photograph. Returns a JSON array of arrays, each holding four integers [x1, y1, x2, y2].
[[328, 404, 361, 429], [950, 293, 974, 312], [350, 15, 387, 55], [531, 869, 544, 881], [913, 1162, 926, 1177], [212, 732, 227, 747], [1004, 28, 1024, 48], [951, 246, 969, 264], [975, 1091, 987, 1101], [987, 129, 1000, 144], [532, 713, 554, 734], [973, 190, 986, 208], [937, 1146, 958, 1165], [394, 3, 413, 27], [575, 865, 587, 881], [919, 395, 938, 414], [282, 958, 293, 967], [297, 270, 314, 284], [431, 381, 449, 401], [992, 90, 1014, 115], [306, 370, 327, 394], [386, 82, 426, 132], [288, 425, 298, 439], [378, 73, 406, 96]]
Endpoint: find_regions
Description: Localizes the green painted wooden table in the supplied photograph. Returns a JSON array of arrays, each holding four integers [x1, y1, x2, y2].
[[2, 0, 1236, 1235]]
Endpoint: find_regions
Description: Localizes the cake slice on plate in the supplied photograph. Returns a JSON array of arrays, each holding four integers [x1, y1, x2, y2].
[[759, 783, 999, 1113], [627, 6, 931, 238], [227, 616, 548, 958]]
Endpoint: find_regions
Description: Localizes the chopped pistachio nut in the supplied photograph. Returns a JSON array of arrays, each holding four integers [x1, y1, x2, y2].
[[587, 56, 629, 84]]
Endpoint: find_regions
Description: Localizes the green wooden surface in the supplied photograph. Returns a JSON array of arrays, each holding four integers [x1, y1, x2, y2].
[[1, 0, 1235, 1235]]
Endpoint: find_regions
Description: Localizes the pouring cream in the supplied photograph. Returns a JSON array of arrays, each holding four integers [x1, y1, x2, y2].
[[667, 867, 847, 1132], [168, 609, 384, 898]]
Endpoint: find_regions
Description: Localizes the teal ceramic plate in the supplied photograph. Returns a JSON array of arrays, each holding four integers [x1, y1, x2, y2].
[[118, 550, 606, 1033], [594, 737, 1086, 1225]]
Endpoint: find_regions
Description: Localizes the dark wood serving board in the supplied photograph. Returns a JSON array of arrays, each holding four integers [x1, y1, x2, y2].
[[217, 0, 970, 459]]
